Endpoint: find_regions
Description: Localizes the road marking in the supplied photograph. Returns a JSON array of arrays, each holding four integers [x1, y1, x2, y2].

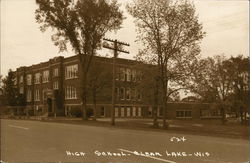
[[118, 148, 176, 163], [8, 125, 29, 130]]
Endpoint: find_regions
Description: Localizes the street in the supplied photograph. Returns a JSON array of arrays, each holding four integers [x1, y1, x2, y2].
[[1, 119, 249, 163]]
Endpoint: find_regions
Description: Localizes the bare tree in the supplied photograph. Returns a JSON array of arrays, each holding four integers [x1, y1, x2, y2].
[[35, 0, 124, 119], [127, 0, 205, 128]]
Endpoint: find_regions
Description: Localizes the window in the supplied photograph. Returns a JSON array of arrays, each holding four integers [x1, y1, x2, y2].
[[131, 69, 136, 82], [65, 105, 71, 116], [42, 70, 49, 83], [26, 74, 32, 85], [148, 107, 152, 117], [115, 87, 119, 100], [119, 87, 125, 100], [34, 73, 41, 84], [201, 109, 210, 117], [100, 107, 105, 117], [121, 107, 125, 117], [35, 105, 39, 111], [19, 86, 24, 94], [19, 75, 23, 84], [53, 81, 59, 90], [65, 64, 78, 79], [65, 85, 77, 99], [115, 107, 119, 117], [138, 107, 142, 117], [176, 110, 192, 118], [34, 89, 40, 101], [119, 68, 125, 81], [26, 89, 32, 102], [14, 77, 17, 85], [211, 109, 221, 116], [126, 88, 131, 100], [42, 88, 49, 100], [132, 107, 136, 117], [42, 89, 46, 100], [53, 68, 59, 77], [126, 68, 131, 81], [137, 70, 143, 81], [185, 110, 192, 117], [176, 111, 184, 117], [127, 107, 131, 117], [131, 88, 136, 101], [115, 69, 119, 81], [136, 89, 142, 101], [157, 107, 163, 116]]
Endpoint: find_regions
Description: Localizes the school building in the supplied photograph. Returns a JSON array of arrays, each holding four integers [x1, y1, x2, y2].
[[13, 55, 221, 119]]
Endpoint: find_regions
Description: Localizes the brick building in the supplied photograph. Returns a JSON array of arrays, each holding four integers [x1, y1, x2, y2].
[[13, 55, 220, 119]]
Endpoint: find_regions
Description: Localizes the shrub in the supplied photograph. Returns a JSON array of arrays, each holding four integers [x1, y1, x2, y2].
[[69, 107, 82, 117], [86, 108, 93, 118]]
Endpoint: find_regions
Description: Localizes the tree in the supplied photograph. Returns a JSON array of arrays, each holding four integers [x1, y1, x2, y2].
[[35, 0, 124, 120], [0, 75, 3, 95], [87, 59, 112, 120], [189, 55, 234, 124], [127, 0, 205, 128], [134, 63, 162, 127], [2, 70, 19, 106], [226, 55, 250, 123]]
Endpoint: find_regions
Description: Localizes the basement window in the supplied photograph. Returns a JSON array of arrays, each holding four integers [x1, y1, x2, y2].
[[176, 110, 192, 118]]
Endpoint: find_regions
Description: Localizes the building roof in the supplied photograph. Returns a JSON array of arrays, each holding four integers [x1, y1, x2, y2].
[[15, 54, 145, 72]]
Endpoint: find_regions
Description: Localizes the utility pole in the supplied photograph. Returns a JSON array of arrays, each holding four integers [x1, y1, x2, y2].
[[103, 38, 129, 126]]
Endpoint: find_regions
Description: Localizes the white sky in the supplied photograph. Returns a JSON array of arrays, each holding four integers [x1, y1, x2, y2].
[[0, 0, 249, 76]]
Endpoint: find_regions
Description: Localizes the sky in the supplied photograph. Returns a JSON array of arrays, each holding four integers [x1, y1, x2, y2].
[[0, 0, 249, 77]]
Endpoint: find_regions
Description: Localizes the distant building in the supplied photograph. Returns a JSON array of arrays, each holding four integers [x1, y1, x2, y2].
[[13, 55, 220, 119]]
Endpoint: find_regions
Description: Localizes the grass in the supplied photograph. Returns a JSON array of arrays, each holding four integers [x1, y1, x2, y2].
[[39, 117, 250, 140]]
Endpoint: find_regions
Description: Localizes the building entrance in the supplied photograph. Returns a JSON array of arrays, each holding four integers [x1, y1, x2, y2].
[[47, 98, 52, 113]]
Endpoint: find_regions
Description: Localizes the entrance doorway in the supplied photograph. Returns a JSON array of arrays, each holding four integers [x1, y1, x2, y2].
[[47, 98, 52, 112]]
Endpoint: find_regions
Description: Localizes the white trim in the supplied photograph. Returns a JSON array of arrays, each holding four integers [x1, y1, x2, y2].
[[63, 59, 78, 65], [31, 66, 50, 72]]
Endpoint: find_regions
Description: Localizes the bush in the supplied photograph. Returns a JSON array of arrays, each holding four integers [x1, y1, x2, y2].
[[25, 108, 33, 116], [57, 109, 65, 116], [86, 108, 93, 118], [69, 107, 82, 117], [2, 107, 12, 115]]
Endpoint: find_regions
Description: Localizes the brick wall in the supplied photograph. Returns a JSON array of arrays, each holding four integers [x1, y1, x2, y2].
[[13, 54, 216, 119]]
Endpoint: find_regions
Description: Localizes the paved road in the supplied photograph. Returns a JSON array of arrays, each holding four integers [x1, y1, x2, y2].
[[1, 119, 249, 163]]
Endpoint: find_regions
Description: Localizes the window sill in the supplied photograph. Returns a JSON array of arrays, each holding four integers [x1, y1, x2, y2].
[[176, 117, 192, 119], [65, 77, 78, 80]]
